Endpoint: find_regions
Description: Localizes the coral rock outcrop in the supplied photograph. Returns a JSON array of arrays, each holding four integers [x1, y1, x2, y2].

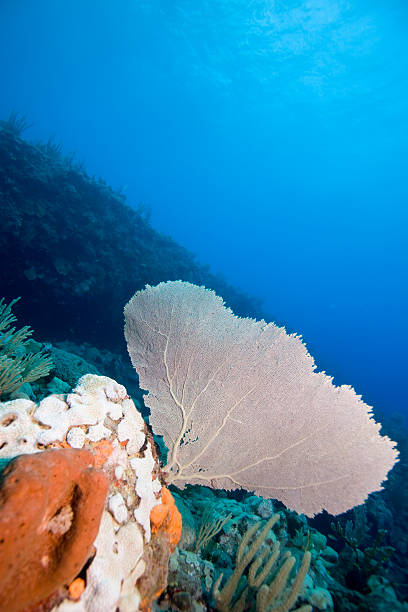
[[0, 374, 181, 611]]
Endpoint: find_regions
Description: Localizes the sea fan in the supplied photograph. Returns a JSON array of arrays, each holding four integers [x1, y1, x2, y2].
[[124, 281, 398, 516]]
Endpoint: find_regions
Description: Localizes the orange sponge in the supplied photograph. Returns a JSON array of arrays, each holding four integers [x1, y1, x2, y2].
[[150, 486, 182, 551]]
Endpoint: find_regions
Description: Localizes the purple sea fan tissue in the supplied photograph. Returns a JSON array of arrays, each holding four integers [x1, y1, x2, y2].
[[124, 280, 398, 516]]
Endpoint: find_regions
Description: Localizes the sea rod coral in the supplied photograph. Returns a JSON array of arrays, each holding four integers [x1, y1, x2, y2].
[[124, 280, 398, 517]]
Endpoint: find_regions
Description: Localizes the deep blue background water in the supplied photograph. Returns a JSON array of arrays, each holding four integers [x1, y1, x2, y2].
[[1, 0, 407, 420]]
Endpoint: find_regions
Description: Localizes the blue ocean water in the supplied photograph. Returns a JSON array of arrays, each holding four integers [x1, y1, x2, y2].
[[1, 0, 407, 421]]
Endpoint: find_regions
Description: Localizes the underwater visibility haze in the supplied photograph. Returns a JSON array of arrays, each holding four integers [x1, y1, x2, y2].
[[1, 1, 408, 611], [1, 0, 407, 418]]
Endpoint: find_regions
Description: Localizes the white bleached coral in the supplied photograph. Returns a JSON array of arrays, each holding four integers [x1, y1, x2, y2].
[[33, 375, 127, 445], [0, 398, 41, 455], [131, 447, 163, 540], [55, 512, 146, 612], [108, 492, 128, 524]]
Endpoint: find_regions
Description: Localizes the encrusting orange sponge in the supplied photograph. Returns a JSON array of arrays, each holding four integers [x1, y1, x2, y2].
[[68, 577, 85, 600], [139, 487, 183, 612], [92, 438, 114, 469], [150, 486, 182, 551]]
